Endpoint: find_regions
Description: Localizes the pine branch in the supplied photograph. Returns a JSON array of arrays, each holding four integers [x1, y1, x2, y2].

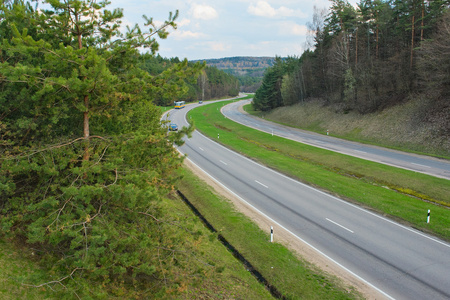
[[1, 136, 108, 160], [22, 268, 82, 291]]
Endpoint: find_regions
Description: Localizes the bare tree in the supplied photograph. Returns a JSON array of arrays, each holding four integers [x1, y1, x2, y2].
[[417, 11, 450, 94]]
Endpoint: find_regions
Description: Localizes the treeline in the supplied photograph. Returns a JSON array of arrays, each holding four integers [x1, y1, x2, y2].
[[196, 65, 240, 101], [0, 0, 235, 297], [196, 56, 276, 92], [140, 55, 239, 106], [196, 56, 275, 69], [254, 0, 450, 113]]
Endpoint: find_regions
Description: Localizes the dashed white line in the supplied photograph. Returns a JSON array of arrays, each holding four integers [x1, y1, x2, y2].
[[182, 158, 395, 300], [354, 150, 367, 154], [326, 218, 354, 233], [194, 130, 450, 248], [220, 160, 228, 165], [199, 147, 204, 151], [255, 180, 269, 188], [411, 163, 431, 168]]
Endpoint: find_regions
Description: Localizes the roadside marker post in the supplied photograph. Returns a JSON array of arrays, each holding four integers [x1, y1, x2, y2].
[[427, 210, 431, 223], [218, 133, 219, 139], [270, 226, 273, 242]]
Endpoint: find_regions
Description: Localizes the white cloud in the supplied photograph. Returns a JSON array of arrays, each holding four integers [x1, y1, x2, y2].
[[171, 30, 205, 40], [208, 42, 230, 52], [177, 18, 191, 27], [279, 22, 308, 36], [248, 1, 306, 18], [153, 20, 164, 28], [107, 0, 321, 59], [281, 43, 305, 56], [190, 4, 218, 20]]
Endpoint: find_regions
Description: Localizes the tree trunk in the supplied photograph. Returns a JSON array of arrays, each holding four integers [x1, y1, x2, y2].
[[83, 95, 90, 161], [376, 24, 379, 59], [411, 15, 415, 69], [75, 13, 90, 161], [421, 0, 425, 41], [376, 11, 379, 59], [355, 28, 358, 65]]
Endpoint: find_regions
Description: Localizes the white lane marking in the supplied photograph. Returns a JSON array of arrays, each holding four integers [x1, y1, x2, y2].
[[218, 102, 450, 180], [199, 147, 204, 151], [255, 180, 269, 188], [411, 163, 431, 168], [194, 130, 450, 249], [326, 218, 354, 233], [354, 150, 367, 154], [220, 160, 228, 165], [181, 157, 395, 300]]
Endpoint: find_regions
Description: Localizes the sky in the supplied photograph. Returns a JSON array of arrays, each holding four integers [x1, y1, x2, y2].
[[108, 0, 333, 61]]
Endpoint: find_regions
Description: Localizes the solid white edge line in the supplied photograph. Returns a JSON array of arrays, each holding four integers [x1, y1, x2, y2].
[[193, 129, 450, 249], [180, 155, 395, 300], [220, 101, 449, 180]]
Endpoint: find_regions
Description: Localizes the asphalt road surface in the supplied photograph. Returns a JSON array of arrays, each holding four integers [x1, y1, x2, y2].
[[164, 100, 450, 300], [221, 99, 450, 180]]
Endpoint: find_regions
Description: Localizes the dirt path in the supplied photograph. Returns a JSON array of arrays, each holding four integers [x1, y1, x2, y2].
[[184, 159, 389, 300]]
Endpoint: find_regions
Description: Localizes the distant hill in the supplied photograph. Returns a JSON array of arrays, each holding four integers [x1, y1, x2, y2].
[[193, 56, 275, 73], [191, 57, 277, 92]]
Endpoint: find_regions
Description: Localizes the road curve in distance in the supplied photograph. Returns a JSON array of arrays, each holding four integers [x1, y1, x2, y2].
[[221, 99, 450, 180], [164, 101, 450, 300]]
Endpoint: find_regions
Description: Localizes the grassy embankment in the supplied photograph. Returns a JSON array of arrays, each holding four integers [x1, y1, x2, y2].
[[0, 190, 276, 299], [186, 100, 450, 241], [251, 98, 449, 159]]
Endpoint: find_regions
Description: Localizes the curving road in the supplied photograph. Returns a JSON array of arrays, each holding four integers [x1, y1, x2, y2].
[[164, 100, 450, 300], [222, 99, 450, 180]]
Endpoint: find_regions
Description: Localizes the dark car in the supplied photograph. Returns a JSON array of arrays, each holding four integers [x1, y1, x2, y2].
[[169, 123, 178, 131]]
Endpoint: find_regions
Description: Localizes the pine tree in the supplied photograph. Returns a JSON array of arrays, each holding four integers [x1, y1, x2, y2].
[[0, 0, 202, 293]]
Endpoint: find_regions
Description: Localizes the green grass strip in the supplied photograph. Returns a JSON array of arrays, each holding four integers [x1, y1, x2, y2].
[[187, 100, 450, 241], [178, 167, 361, 300], [244, 104, 450, 160]]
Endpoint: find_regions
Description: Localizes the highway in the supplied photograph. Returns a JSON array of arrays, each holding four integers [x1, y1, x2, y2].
[[222, 99, 450, 180], [165, 100, 450, 300]]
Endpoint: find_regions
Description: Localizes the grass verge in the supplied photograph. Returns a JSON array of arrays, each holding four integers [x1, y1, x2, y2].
[[187, 100, 450, 241], [0, 239, 56, 300], [177, 166, 361, 300], [245, 101, 450, 159]]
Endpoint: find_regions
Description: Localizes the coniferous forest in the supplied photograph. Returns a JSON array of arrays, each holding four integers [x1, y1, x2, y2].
[[253, 0, 450, 119], [0, 0, 238, 296]]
